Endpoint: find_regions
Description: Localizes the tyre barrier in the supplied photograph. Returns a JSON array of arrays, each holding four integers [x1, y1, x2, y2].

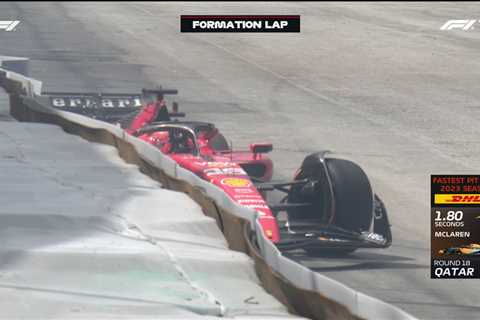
[[0, 63, 416, 320]]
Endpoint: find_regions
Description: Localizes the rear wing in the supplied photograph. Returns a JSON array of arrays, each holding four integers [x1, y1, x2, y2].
[[42, 87, 179, 123]]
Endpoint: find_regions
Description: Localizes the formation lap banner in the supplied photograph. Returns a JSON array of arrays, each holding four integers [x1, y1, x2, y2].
[[180, 15, 300, 33], [431, 175, 480, 279]]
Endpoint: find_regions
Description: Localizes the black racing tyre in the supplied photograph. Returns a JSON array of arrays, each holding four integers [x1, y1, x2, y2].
[[287, 155, 373, 233], [326, 158, 373, 232]]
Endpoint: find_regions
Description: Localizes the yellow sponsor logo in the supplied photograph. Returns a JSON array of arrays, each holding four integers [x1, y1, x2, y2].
[[221, 177, 251, 188], [435, 194, 480, 204]]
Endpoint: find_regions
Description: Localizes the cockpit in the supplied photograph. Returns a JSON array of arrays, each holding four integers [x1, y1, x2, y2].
[[134, 121, 230, 156]]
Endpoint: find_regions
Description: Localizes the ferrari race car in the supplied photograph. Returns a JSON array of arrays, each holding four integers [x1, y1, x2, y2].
[[439, 244, 480, 256], [45, 87, 392, 254]]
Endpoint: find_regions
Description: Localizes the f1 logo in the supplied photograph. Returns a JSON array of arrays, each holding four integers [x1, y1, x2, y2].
[[440, 20, 476, 30], [0, 20, 20, 31]]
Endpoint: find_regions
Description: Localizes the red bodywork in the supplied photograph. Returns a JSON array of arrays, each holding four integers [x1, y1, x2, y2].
[[127, 102, 279, 242]]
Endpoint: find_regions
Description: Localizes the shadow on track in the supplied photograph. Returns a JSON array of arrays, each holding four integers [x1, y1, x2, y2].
[[284, 250, 428, 272]]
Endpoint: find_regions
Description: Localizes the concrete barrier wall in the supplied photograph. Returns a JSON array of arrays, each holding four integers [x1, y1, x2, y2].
[[0, 56, 30, 76], [0, 66, 416, 320]]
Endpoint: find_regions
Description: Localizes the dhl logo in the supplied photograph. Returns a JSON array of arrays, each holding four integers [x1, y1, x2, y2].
[[435, 194, 480, 204]]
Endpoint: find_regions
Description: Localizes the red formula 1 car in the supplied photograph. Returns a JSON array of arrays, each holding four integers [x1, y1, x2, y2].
[[46, 88, 392, 254]]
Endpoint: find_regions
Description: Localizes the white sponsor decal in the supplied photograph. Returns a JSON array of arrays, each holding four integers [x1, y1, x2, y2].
[[259, 215, 275, 220], [237, 199, 266, 204], [440, 20, 476, 30], [51, 97, 142, 109], [0, 20, 20, 31], [234, 188, 254, 194], [243, 204, 270, 210], [102, 99, 114, 108], [194, 161, 234, 167], [233, 194, 263, 199], [204, 167, 247, 177]]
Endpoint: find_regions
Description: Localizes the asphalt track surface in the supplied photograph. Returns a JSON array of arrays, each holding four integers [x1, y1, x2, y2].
[[1, 2, 479, 319]]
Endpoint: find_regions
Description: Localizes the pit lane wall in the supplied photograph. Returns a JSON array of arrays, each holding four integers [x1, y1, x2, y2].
[[0, 62, 416, 320]]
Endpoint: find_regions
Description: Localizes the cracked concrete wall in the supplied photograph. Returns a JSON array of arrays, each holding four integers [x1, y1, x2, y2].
[[0, 88, 299, 319]]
